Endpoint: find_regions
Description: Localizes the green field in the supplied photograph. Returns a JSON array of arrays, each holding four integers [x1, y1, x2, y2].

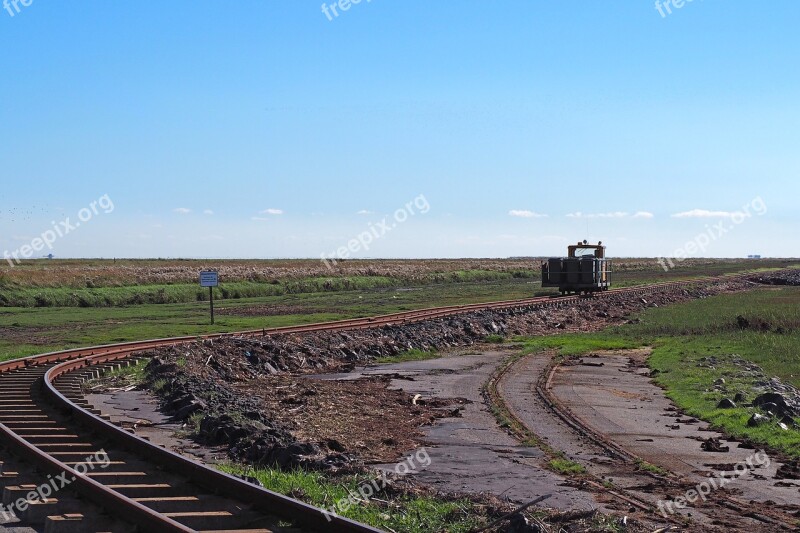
[[1, 258, 792, 363], [0, 270, 535, 308], [0, 278, 543, 361], [0, 258, 791, 308], [0, 255, 794, 360]]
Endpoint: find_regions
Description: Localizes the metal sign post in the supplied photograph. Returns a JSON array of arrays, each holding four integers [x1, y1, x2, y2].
[[199, 271, 219, 325]]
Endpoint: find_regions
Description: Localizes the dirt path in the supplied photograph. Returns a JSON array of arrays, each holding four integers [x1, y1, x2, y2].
[[317, 349, 599, 511], [339, 346, 800, 531], [497, 352, 684, 519], [549, 351, 800, 525]]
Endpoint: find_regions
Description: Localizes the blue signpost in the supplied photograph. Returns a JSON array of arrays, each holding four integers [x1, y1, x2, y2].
[[199, 271, 219, 325]]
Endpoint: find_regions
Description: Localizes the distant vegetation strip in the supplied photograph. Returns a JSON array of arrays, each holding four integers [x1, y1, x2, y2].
[[0, 270, 536, 308]]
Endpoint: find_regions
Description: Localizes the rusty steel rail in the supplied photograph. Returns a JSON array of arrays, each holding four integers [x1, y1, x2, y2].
[[0, 275, 737, 531], [535, 355, 798, 530], [43, 349, 378, 532]]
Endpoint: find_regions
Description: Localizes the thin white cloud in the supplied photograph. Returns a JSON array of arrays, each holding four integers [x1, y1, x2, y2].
[[508, 209, 548, 218], [632, 211, 655, 219], [566, 211, 628, 219], [260, 208, 284, 215], [671, 209, 736, 219], [173, 208, 191, 215], [203, 209, 214, 216], [356, 209, 374, 215], [251, 216, 270, 221]]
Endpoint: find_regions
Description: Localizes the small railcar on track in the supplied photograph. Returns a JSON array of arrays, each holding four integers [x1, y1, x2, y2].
[[541, 240, 612, 295]]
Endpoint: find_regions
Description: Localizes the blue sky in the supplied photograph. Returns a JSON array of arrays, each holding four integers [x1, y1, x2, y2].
[[1, 1, 797, 260]]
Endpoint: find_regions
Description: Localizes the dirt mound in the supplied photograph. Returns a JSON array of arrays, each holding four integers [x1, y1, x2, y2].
[[748, 269, 800, 286]]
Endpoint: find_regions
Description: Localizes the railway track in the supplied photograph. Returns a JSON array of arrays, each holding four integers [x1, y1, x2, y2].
[[482, 343, 800, 531], [0, 276, 744, 532], [533, 357, 800, 530]]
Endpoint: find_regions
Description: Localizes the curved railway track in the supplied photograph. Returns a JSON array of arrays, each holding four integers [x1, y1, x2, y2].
[[0, 276, 745, 531], [478, 289, 800, 531], [533, 357, 799, 530]]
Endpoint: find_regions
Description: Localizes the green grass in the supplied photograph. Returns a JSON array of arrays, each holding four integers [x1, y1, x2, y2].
[[186, 412, 204, 434], [374, 348, 439, 364], [635, 459, 669, 476], [516, 334, 641, 358], [83, 359, 148, 390], [218, 464, 486, 532], [0, 277, 399, 307], [0, 271, 538, 308], [151, 378, 169, 393], [0, 278, 540, 362], [518, 286, 800, 458], [1, 260, 791, 364], [548, 458, 587, 475], [3, 259, 792, 309]]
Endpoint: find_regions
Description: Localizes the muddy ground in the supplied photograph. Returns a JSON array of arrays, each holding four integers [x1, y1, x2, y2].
[[138, 277, 751, 471], [142, 278, 755, 466]]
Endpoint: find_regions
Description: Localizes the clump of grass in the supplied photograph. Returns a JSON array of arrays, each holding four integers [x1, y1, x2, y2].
[[548, 458, 587, 475], [484, 334, 505, 344], [374, 348, 438, 364], [187, 412, 204, 433], [635, 459, 669, 476], [83, 359, 148, 390], [151, 378, 169, 393], [218, 464, 487, 532]]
